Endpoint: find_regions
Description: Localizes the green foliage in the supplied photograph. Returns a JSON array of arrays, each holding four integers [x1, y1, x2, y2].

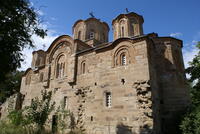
[[0, 0, 47, 82], [68, 129, 85, 134], [180, 106, 200, 134], [0, 71, 24, 103], [0, 121, 29, 134], [0, 90, 86, 134], [186, 42, 200, 107], [180, 42, 200, 134], [0, 120, 51, 134], [8, 110, 25, 126], [55, 106, 70, 134], [25, 90, 55, 130], [0, 90, 55, 134]]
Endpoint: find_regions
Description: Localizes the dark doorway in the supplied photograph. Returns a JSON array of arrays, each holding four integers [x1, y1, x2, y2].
[[52, 115, 58, 134]]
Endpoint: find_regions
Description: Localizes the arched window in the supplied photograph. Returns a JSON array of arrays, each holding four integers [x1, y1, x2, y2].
[[56, 55, 65, 78], [119, 19, 125, 37], [78, 31, 81, 40], [121, 53, 126, 66], [130, 18, 136, 36], [81, 61, 86, 74], [26, 75, 31, 85], [114, 47, 130, 67], [89, 30, 95, 39]]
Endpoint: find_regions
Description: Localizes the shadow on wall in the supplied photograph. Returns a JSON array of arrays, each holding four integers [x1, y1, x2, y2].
[[116, 123, 133, 134], [116, 123, 153, 134], [139, 124, 153, 134]]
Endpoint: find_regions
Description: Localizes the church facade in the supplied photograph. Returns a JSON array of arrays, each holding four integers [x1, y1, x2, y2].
[[10, 12, 191, 134]]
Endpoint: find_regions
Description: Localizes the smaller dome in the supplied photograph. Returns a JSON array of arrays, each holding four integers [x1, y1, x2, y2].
[[112, 12, 144, 40], [73, 17, 109, 46]]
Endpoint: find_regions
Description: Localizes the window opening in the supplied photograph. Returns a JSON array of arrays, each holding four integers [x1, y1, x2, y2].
[[39, 73, 43, 82], [81, 62, 86, 74], [105, 92, 111, 108], [121, 26, 124, 37], [89, 31, 95, 39], [91, 116, 93, 121], [78, 31, 81, 39], [121, 54, 126, 66], [63, 96, 67, 108], [121, 79, 125, 85]]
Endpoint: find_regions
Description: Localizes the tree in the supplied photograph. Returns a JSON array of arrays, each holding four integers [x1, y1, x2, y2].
[[25, 90, 55, 133], [0, 70, 24, 103], [180, 42, 200, 134], [0, 0, 47, 82], [0, 90, 54, 134]]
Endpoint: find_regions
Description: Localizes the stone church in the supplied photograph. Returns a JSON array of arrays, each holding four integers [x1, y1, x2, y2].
[[2, 12, 190, 134]]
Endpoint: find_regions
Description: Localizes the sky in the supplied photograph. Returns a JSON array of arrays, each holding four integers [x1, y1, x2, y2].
[[20, 0, 200, 70]]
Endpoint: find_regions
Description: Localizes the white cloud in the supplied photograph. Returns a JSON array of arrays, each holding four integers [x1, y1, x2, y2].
[[192, 40, 198, 44], [19, 23, 59, 71], [183, 46, 198, 68], [182, 31, 200, 68], [36, 10, 44, 16], [170, 32, 183, 38], [50, 17, 57, 21]]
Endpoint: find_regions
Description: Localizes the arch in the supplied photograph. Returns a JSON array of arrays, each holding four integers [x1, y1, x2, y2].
[[47, 35, 74, 63], [129, 17, 138, 36], [113, 42, 131, 67], [78, 31, 82, 40], [119, 19, 126, 38], [81, 61, 86, 74], [55, 54, 66, 78]]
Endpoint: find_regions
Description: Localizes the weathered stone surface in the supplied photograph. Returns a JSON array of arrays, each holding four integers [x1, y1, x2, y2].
[[0, 12, 190, 134]]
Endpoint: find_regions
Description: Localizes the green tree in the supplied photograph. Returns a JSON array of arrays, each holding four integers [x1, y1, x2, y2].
[[0, 70, 24, 103], [180, 42, 200, 134], [25, 90, 55, 133], [0, 0, 47, 82]]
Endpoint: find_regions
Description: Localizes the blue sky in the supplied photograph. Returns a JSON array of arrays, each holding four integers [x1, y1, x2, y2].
[[21, 0, 200, 70]]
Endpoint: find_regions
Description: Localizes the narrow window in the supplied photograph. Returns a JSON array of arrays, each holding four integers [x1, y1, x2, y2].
[[56, 63, 60, 78], [121, 54, 126, 66], [26, 75, 31, 85], [81, 61, 86, 74], [78, 31, 81, 39], [91, 116, 93, 121], [52, 115, 58, 133], [121, 26, 124, 37], [102, 33, 106, 42], [82, 62, 85, 74], [62, 63, 65, 77], [60, 63, 63, 77], [105, 92, 111, 108], [63, 96, 67, 108], [39, 73, 44, 82], [89, 31, 95, 39]]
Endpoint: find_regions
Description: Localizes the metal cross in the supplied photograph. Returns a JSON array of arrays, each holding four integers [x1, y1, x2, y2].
[[89, 12, 95, 18], [125, 8, 129, 13]]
